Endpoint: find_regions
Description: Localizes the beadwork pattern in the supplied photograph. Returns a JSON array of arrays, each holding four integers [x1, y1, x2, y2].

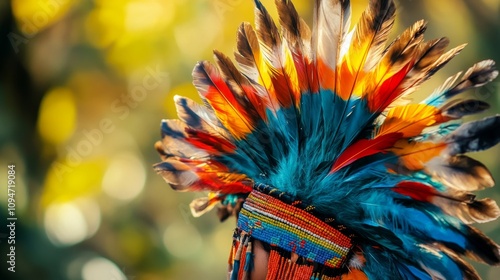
[[237, 188, 354, 269]]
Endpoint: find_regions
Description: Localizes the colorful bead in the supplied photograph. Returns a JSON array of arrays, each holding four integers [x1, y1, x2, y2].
[[237, 188, 354, 269]]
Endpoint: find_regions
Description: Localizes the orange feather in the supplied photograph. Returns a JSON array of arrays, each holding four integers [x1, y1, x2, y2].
[[193, 61, 254, 139], [378, 104, 442, 138], [390, 140, 446, 170]]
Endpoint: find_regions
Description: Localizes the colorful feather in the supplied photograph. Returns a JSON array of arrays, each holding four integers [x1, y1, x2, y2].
[[331, 132, 401, 172], [446, 115, 500, 155], [312, 0, 350, 91], [254, 0, 301, 109], [425, 60, 499, 107], [337, 0, 395, 99], [193, 61, 256, 139], [276, 0, 316, 93], [363, 20, 426, 112], [377, 104, 443, 138], [155, 0, 500, 279]]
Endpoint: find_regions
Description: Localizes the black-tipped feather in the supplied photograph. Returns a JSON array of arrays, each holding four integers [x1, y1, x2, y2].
[[446, 60, 499, 98], [446, 115, 500, 155], [427, 155, 495, 191], [442, 99, 490, 119]]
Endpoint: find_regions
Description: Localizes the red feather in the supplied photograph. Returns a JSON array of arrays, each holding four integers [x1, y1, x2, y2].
[[392, 181, 437, 202], [197, 178, 252, 194], [185, 128, 236, 155], [270, 73, 294, 107], [331, 132, 402, 173], [367, 62, 413, 112]]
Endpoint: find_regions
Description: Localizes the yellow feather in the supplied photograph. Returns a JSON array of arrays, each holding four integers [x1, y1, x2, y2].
[[338, 0, 396, 98], [378, 104, 440, 138], [254, 42, 274, 97], [236, 23, 278, 109], [283, 42, 301, 105], [361, 20, 424, 100]]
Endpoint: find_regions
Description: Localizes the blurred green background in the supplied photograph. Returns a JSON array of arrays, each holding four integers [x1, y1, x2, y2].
[[0, 0, 499, 279]]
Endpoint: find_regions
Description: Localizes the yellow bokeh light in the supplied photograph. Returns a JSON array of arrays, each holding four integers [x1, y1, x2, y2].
[[81, 257, 127, 280], [85, 8, 124, 49], [163, 222, 202, 259], [85, 0, 176, 75], [44, 197, 103, 247], [45, 202, 87, 246], [482, 0, 500, 10], [125, 0, 175, 32], [423, 0, 474, 44], [102, 152, 146, 201], [42, 158, 106, 207], [11, 0, 75, 36], [174, 13, 220, 58], [37, 87, 77, 145]]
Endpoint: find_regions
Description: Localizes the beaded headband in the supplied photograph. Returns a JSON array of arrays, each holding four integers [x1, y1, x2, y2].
[[229, 184, 355, 279]]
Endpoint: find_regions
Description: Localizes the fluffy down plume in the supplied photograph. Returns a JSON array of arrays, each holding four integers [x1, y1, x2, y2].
[[155, 0, 500, 278]]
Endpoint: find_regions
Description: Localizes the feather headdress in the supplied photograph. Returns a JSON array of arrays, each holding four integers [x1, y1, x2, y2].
[[155, 0, 500, 279]]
